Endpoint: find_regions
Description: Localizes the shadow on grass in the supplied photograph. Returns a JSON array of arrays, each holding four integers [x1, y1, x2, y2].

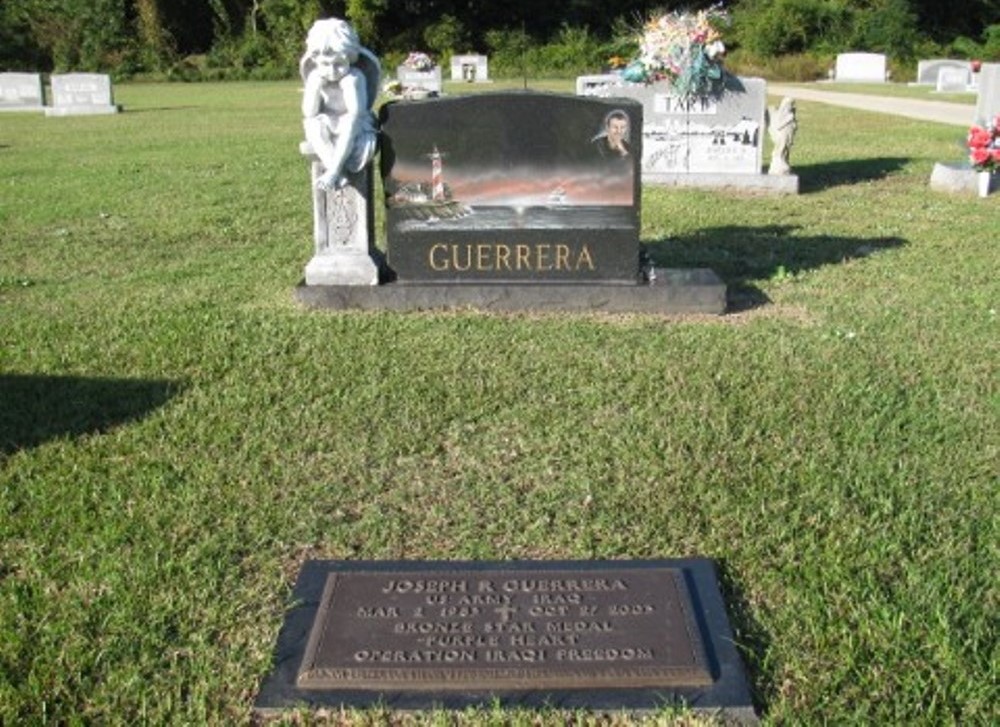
[[716, 559, 773, 718], [123, 106, 199, 114], [0, 374, 181, 455], [646, 225, 906, 312], [796, 156, 909, 193]]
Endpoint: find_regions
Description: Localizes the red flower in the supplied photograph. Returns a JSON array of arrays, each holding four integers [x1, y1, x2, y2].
[[968, 126, 992, 148], [991, 148, 1000, 163], [970, 147, 991, 166]]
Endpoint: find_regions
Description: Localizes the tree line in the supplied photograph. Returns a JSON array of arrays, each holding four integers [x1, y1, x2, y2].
[[1, 0, 998, 80]]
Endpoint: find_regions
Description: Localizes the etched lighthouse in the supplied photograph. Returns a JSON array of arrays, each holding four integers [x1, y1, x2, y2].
[[430, 145, 446, 202]]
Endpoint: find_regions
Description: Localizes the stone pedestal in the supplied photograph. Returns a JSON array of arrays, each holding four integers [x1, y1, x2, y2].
[[301, 143, 380, 286], [929, 161, 994, 196]]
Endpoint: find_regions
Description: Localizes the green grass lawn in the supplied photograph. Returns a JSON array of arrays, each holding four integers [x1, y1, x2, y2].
[[1, 80, 997, 724]]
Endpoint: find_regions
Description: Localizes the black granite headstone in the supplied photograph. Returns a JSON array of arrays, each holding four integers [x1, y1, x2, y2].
[[379, 93, 643, 283], [255, 559, 757, 722]]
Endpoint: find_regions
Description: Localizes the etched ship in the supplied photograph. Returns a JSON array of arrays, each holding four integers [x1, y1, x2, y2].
[[546, 185, 568, 206]]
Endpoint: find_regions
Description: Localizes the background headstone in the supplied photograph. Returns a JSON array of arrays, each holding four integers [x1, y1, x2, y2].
[[0, 73, 45, 112], [936, 66, 972, 93], [396, 66, 442, 95], [974, 63, 1000, 125], [575, 74, 625, 97], [917, 59, 972, 86], [834, 53, 887, 82], [379, 93, 642, 284], [609, 76, 766, 176], [450, 55, 489, 83], [45, 73, 119, 116]]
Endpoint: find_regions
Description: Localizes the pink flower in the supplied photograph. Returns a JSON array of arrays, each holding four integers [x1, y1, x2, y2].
[[968, 126, 992, 148], [970, 147, 991, 166]]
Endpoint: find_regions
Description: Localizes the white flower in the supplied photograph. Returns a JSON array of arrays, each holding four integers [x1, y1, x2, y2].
[[706, 41, 726, 60]]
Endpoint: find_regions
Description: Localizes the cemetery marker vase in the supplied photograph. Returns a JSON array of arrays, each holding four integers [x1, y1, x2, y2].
[[977, 170, 993, 197]]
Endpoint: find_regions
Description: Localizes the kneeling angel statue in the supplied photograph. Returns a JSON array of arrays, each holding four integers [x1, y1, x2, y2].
[[300, 19, 380, 191]]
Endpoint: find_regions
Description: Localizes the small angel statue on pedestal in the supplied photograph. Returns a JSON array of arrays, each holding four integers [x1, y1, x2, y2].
[[299, 19, 383, 286]]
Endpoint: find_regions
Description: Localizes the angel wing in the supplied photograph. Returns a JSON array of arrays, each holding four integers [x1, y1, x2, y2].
[[356, 47, 381, 111], [767, 97, 795, 143]]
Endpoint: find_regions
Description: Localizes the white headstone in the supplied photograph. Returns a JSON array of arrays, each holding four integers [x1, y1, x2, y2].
[[611, 76, 766, 176], [975, 63, 1000, 125], [576, 74, 624, 97], [0, 72, 45, 112], [46, 73, 119, 116], [450, 54, 489, 82], [917, 59, 971, 86], [396, 66, 442, 94], [936, 66, 972, 93], [835, 53, 887, 82]]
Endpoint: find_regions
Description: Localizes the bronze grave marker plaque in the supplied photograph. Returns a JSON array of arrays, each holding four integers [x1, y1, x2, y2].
[[297, 566, 711, 690], [255, 559, 757, 722]]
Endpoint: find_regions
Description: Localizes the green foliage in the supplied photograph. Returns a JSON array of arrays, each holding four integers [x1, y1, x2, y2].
[[3, 1, 996, 80], [423, 14, 471, 57], [726, 49, 832, 81], [848, 0, 921, 59], [733, 0, 852, 56], [484, 27, 533, 77], [946, 24, 1000, 60], [346, 0, 387, 47], [983, 24, 1000, 59], [536, 24, 605, 76], [6, 0, 130, 72]]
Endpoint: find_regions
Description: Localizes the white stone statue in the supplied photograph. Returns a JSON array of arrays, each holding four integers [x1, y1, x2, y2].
[[767, 97, 797, 176], [300, 18, 380, 191]]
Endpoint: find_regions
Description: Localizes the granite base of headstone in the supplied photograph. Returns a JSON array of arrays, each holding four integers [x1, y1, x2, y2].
[[0, 72, 45, 112], [255, 559, 757, 723], [300, 143, 382, 286], [296, 267, 726, 314], [45, 73, 119, 116]]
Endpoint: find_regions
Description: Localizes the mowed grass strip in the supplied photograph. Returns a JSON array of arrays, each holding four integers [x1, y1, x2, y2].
[[0, 80, 997, 723]]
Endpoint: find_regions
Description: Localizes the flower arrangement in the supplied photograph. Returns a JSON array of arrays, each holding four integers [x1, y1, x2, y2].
[[622, 5, 729, 100], [967, 115, 1000, 172], [403, 52, 434, 71]]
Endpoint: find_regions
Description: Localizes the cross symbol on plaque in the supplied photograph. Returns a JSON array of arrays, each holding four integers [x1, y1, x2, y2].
[[493, 604, 518, 623]]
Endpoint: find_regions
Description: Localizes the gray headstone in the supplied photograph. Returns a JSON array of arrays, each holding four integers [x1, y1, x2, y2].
[[975, 63, 1000, 125], [936, 67, 972, 93], [379, 93, 642, 284], [917, 59, 971, 86], [396, 66, 442, 95], [575, 74, 624, 97], [609, 76, 766, 176], [0, 72, 45, 112], [835, 53, 887, 82], [46, 73, 119, 116], [451, 55, 489, 83]]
